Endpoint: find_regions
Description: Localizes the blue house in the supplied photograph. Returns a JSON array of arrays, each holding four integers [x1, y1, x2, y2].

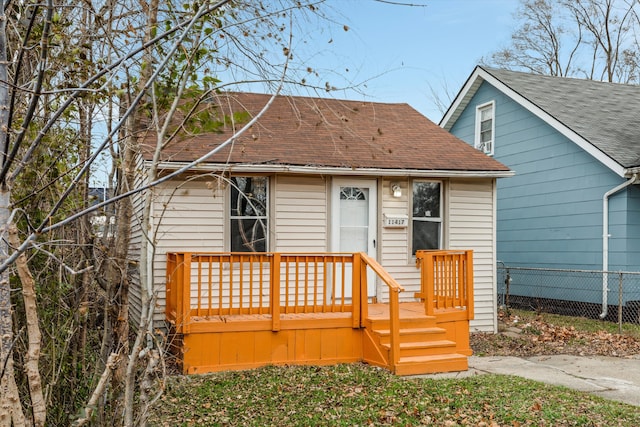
[[440, 66, 640, 317]]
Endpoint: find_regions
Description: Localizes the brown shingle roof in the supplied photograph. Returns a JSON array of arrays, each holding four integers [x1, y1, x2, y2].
[[140, 92, 509, 173]]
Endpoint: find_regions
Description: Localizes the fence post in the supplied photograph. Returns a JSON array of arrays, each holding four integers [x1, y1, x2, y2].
[[271, 253, 281, 331], [619, 272, 623, 334], [505, 267, 511, 308]]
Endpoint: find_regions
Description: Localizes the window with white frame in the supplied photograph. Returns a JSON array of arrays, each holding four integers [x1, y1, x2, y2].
[[475, 102, 495, 155], [412, 181, 442, 254], [230, 176, 268, 252]]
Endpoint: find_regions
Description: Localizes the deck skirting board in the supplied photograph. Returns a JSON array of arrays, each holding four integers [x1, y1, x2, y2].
[[180, 326, 364, 374], [170, 303, 472, 375]]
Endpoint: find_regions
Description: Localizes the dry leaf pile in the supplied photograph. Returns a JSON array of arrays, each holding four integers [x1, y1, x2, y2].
[[471, 311, 640, 358]]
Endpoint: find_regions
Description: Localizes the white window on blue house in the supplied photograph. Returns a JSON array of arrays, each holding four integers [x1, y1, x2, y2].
[[411, 181, 442, 255], [475, 101, 495, 155], [230, 176, 268, 252]]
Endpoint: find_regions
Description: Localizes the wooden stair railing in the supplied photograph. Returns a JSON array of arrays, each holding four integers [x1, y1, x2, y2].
[[358, 252, 405, 372]]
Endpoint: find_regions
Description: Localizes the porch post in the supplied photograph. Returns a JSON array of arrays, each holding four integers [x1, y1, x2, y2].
[[166, 253, 176, 321], [359, 253, 369, 325], [465, 250, 474, 320], [178, 253, 192, 334], [352, 253, 361, 328], [271, 253, 281, 331], [389, 288, 401, 371], [424, 252, 435, 316]]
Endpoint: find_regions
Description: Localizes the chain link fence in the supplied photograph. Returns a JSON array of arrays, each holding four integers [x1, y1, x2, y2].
[[497, 264, 640, 329]]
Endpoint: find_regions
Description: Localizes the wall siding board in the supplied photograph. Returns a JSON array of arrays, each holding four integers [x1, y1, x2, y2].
[[449, 178, 497, 332], [128, 154, 148, 324], [379, 179, 418, 301], [623, 187, 640, 270], [275, 175, 327, 252], [150, 180, 225, 326]]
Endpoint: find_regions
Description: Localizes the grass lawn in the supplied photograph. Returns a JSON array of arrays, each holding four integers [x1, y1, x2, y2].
[[148, 363, 640, 426]]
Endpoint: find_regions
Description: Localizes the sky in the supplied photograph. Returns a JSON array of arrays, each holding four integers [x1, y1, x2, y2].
[[91, 0, 521, 186], [303, 0, 520, 122]]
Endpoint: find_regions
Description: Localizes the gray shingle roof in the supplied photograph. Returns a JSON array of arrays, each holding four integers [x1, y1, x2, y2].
[[481, 66, 640, 168]]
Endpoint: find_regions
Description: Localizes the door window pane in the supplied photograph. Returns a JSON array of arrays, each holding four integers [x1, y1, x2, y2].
[[339, 187, 368, 252]]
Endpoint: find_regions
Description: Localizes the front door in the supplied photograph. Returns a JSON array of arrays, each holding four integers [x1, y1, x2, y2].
[[331, 179, 377, 298]]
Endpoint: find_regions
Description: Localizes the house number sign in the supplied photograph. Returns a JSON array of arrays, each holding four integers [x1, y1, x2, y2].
[[383, 214, 408, 228]]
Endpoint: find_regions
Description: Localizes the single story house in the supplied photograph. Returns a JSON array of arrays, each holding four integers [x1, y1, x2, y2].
[[131, 92, 512, 374]]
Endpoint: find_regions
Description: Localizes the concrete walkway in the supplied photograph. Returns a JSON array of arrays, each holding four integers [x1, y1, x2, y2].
[[427, 355, 640, 407]]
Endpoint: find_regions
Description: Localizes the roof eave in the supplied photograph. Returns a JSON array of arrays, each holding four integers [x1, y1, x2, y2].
[[441, 67, 628, 178], [439, 66, 485, 129], [149, 161, 514, 178]]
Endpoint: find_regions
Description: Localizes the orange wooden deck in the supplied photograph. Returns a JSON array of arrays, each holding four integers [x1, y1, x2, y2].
[[166, 251, 474, 375]]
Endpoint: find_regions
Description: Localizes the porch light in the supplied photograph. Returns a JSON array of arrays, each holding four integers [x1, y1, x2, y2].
[[391, 183, 402, 198]]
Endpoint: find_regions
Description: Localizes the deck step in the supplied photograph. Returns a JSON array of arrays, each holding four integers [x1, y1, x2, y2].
[[368, 317, 437, 328], [374, 327, 448, 344], [394, 353, 468, 376], [382, 339, 457, 356], [374, 327, 447, 336]]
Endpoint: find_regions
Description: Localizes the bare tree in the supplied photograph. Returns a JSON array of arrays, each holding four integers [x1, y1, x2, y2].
[[483, 0, 640, 83], [0, 1, 351, 425]]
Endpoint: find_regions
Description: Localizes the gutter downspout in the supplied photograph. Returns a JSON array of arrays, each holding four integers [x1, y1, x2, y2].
[[601, 173, 639, 318]]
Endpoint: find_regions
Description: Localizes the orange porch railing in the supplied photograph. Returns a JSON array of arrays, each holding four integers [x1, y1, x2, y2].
[[166, 251, 471, 372], [415, 250, 474, 318], [166, 252, 396, 332]]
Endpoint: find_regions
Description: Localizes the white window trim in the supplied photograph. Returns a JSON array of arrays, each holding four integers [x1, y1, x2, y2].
[[474, 101, 495, 156]]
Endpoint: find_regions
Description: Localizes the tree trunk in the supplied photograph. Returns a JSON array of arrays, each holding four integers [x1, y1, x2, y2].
[[0, 1, 26, 423], [104, 187, 132, 423], [0, 192, 26, 427], [9, 224, 46, 427], [123, 1, 160, 424]]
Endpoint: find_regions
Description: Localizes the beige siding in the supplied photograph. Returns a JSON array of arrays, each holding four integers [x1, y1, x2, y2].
[[150, 174, 328, 324], [449, 178, 497, 333], [379, 177, 498, 332], [145, 174, 498, 332], [274, 175, 328, 251], [151, 179, 225, 324], [128, 154, 148, 324], [379, 179, 422, 302]]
